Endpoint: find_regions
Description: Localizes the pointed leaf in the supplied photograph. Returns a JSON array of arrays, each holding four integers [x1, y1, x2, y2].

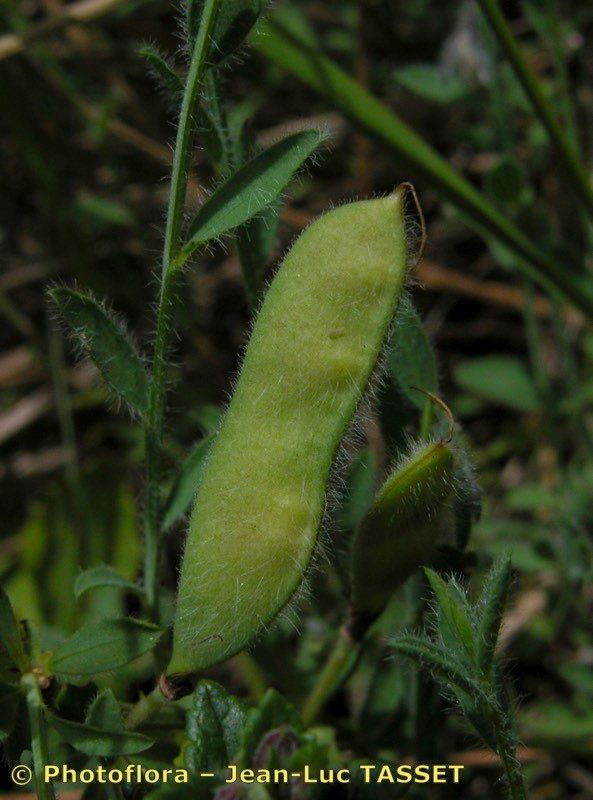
[[49, 619, 162, 679], [425, 569, 475, 662], [49, 288, 149, 415], [74, 565, 142, 599], [181, 130, 325, 259], [390, 634, 485, 701], [186, 680, 247, 774], [49, 713, 153, 756], [86, 689, 124, 730], [139, 44, 183, 99], [390, 297, 439, 409], [0, 586, 29, 674], [477, 557, 513, 672], [337, 448, 378, 531], [163, 435, 215, 529]]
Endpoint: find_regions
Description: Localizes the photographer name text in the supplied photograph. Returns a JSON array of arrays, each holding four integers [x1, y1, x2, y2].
[[40, 763, 464, 786]]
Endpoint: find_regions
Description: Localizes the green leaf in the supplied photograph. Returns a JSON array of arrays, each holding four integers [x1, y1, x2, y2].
[[0, 682, 23, 742], [390, 297, 439, 409], [253, 15, 593, 319], [239, 689, 301, 767], [49, 287, 149, 416], [74, 565, 142, 599], [86, 689, 124, 730], [182, 130, 325, 259], [455, 355, 541, 412], [394, 64, 469, 104], [138, 44, 183, 100], [49, 619, 162, 679], [476, 557, 513, 673], [390, 634, 485, 701], [48, 713, 153, 756], [424, 569, 475, 663], [337, 449, 378, 531], [0, 586, 29, 674], [185, 680, 247, 774], [162, 435, 215, 529], [186, 0, 268, 64]]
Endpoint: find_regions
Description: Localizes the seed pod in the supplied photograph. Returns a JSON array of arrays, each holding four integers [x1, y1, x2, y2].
[[166, 189, 412, 682], [350, 436, 457, 627]]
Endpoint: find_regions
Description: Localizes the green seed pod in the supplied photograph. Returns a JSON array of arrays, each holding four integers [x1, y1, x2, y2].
[[350, 436, 457, 627], [166, 189, 412, 683]]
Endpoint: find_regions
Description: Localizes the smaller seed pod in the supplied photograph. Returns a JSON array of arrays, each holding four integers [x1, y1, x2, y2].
[[349, 404, 474, 630]]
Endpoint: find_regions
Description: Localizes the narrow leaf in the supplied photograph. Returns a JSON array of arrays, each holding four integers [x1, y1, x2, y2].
[[477, 557, 513, 672], [139, 44, 183, 100], [391, 634, 485, 701], [49, 713, 153, 756], [49, 619, 162, 678], [162, 435, 215, 529], [181, 130, 325, 259], [390, 297, 439, 409], [49, 287, 149, 416], [74, 565, 142, 599], [0, 586, 29, 674], [425, 569, 475, 662]]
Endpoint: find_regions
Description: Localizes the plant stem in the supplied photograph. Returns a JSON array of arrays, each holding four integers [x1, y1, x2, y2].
[[301, 625, 358, 727], [476, 0, 593, 220], [143, 0, 220, 616], [124, 685, 167, 730], [494, 722, 528, 800], [22, 674, 56, 800]]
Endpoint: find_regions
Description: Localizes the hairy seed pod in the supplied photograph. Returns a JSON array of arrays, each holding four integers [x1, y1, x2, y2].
[[166, 189, 412, 682], [350, 437, 457, 627]]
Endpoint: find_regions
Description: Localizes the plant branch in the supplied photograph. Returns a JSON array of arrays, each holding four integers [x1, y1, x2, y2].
[[124, 685, 168, 730], [301, 625, 358, 727], [476, 0, 593, 220], [143, 0, 221, 616]]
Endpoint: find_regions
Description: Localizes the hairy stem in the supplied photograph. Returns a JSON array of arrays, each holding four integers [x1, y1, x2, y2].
[[476, 0, 593, 220], [143, 0, 220, 616], [301, 626, 358, 727], [124, 685, 167, 730], [493, 721, 528, 800], [23, 674, 56, 800]]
